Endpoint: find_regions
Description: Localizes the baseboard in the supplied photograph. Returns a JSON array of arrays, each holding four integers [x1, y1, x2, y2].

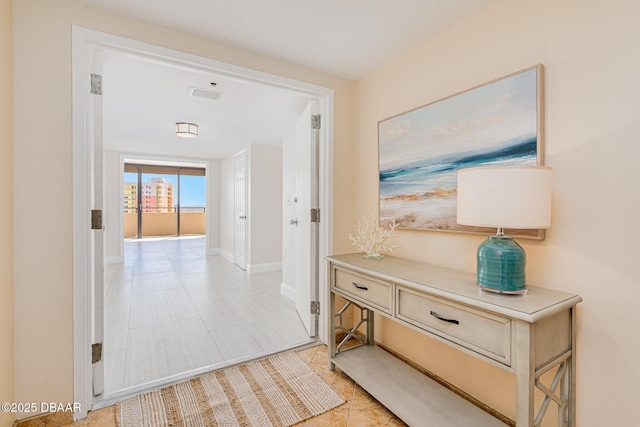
[[104, 255, 123, 265], [247, 262, 282, 274], [217, 249, 234, 263], [206, 247, 221, 256], [280, 281, 296, 301]]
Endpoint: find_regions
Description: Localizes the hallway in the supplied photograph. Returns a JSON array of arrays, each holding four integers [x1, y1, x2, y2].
[[103, 236, 312, 394]]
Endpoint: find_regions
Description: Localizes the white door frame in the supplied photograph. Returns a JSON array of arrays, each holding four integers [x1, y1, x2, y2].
[[72, 26, 334, 420]]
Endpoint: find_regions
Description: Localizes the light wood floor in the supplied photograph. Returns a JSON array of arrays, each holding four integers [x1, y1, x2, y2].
[[17, 345, 406, 427], [102, 236, 311, 395], [17, 238, 406, 426]]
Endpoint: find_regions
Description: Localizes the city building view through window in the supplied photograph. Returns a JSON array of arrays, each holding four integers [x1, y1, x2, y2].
[[123, 163, 206, 238]]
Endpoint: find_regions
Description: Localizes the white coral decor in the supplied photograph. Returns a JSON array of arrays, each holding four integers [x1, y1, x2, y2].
[[348, 215, 399, 259]]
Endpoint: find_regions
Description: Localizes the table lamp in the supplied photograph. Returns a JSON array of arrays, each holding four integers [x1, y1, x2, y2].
[[456, 166, 552, 294]]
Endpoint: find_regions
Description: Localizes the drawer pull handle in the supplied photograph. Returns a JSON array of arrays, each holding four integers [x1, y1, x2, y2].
[[352, 282, 368, 291], [430, 311, 459, 325]]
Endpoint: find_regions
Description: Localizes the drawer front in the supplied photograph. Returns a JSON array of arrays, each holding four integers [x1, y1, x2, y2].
[[396, 286, 511, 365], [332, 267, 393, 313]]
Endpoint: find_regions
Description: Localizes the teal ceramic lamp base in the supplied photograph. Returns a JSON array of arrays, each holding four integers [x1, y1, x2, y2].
[[476, 235, 527, 294]]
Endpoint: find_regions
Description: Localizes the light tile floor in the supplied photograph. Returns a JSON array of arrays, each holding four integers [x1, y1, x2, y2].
[[18, 345, 407, 427], [103, 236, 311, 394]]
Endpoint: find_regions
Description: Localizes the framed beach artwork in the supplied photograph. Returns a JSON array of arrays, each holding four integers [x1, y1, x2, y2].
[[378, 64, 545, 239]]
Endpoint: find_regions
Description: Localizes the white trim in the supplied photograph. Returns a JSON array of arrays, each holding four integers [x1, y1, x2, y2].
[[72, 26, 334, 420], [280, 281, 296, 301], [104, 256, 123, 265], [217, 248, 234, 263], [318, 92, 334, 347], [247, 262, 282, 274], [72, 26, 92, 421]]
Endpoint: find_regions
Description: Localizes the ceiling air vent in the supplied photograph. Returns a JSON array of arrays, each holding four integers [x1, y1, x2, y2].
[[189, 87, 224, 100]]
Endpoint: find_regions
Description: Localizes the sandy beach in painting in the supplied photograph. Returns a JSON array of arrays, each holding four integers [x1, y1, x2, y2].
[[379, 137, 538, 231], [380, 188, 458, 230], [380, 187, 539, 237]]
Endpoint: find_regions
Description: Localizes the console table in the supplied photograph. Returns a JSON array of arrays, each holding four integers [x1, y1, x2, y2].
[[327, 253, 581, 427]]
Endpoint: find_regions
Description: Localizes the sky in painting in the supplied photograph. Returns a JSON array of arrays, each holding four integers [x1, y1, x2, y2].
[[378, 67, 538, 173]]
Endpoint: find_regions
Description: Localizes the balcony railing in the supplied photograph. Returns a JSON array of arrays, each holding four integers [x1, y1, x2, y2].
[[124, 206, 206, 238]]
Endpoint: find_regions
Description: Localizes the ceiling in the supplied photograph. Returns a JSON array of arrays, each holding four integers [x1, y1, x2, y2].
[[88, 0, 495, 160], [102, 51, 311, 159], [84, 0, 494, 80]]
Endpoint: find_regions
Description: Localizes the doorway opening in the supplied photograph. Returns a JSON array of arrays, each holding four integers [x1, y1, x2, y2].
[[123, 163, 207, 239], [73, 28, 334, 416]]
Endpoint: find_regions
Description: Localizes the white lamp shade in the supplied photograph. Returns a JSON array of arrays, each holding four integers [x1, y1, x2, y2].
[[457, 166, 552, 229]]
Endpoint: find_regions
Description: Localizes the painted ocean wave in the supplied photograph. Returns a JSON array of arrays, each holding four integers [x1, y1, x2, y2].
[[380, 136, 536, 181], [379, 136, 537, 198]]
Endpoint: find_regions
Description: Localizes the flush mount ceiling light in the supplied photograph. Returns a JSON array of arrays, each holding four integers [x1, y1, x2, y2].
[[175, 122, 198, 138]]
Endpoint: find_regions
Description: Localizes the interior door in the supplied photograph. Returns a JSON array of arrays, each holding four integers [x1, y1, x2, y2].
[[90, 67, 105, 396], [294, 101, 319, 336], [234, 150, 247, 270]]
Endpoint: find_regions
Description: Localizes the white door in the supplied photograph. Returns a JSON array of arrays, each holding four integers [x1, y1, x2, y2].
[[90, 69, 105, 396], [294, 102, 319, 336], [234, 150, 248, 270]]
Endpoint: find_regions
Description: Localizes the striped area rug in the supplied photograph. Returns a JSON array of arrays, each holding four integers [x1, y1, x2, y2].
[[116, 351, 345, 427]]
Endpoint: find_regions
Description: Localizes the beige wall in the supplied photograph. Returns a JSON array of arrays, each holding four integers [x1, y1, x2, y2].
[[0, 0, 14, 426], [353, 0, 640, 425], [12, 0, 354, 419]]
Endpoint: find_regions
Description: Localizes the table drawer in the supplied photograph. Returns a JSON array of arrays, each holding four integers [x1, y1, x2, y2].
[[396, 286, 511, 365], [332, 267, 393, 313]]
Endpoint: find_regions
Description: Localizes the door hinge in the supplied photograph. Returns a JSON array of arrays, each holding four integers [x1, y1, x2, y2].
[[91, 73, 102, 95], [91, 209, 103, 230], [310, 208, 320, 223], [92, 343, 102, 364], [311, 114, 321, 130], [310, 301, 320, 315]]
